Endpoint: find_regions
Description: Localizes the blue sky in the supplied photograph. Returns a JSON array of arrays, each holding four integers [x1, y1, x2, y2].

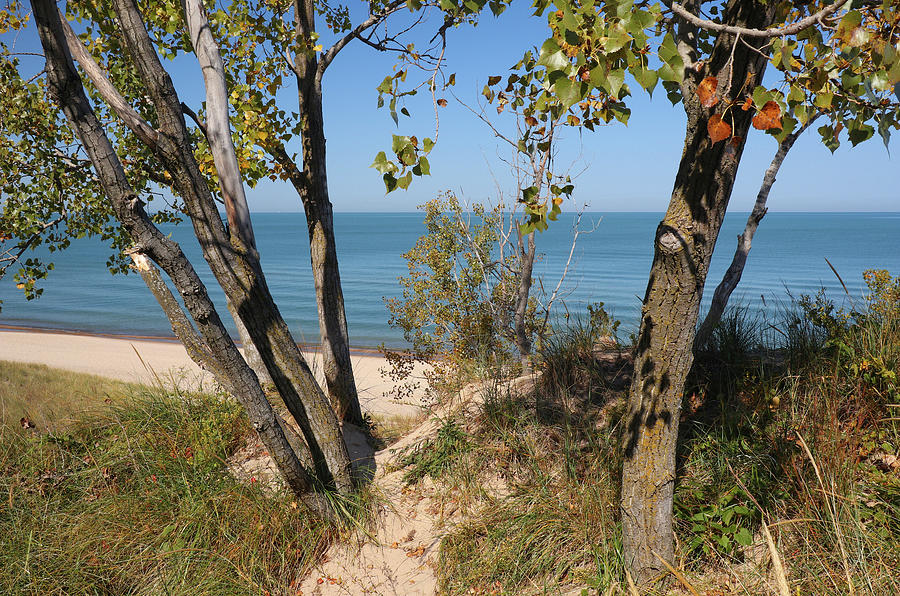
[[5, 2, 898, 213]]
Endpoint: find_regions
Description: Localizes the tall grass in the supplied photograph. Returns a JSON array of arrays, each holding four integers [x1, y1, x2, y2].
[[0, 364, 335, 595], [430, 271, 900, 594], [675, 270, 900, 593]]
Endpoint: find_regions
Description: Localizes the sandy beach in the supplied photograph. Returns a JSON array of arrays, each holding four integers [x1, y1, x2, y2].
[[0, 326, 427, 418]]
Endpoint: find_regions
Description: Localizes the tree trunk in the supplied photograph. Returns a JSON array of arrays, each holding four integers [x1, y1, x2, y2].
[[514, 228, 536, 369], [285, 0, 363, 425], [621, 1, 774, 585], [695, 114, 820, 349], [32, 0, 335, 514], [47, 0, 353, 494]]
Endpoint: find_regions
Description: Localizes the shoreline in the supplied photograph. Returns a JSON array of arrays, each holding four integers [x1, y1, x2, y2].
[[0, 322, 396, 358], [0, 325, 427, 418]]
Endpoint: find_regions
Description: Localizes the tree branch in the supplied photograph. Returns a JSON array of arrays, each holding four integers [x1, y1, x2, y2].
[[667, 0, 850, 39], [316, 0, 406, 79], [58, 9, 160, 148], [182, 0, 256, 252]]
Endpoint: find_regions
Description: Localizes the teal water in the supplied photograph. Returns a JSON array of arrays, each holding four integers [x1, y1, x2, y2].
[[0, 212, 897, 348]]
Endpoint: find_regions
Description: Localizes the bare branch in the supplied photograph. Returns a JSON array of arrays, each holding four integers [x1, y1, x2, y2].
[[182, 0, 256, 252], [316, 0, 406, 78], [666, 0, 851, 39]]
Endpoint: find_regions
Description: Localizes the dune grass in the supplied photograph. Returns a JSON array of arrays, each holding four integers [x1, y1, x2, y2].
[[0, 363, 335, 595], [0, 360, 143, 432], [425, 272, 900, 594]]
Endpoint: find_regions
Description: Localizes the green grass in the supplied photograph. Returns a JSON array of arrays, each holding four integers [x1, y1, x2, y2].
[[426, 375, 626, 594], [673, 271, 900, 593], [0, 360, 143, 432], [0, 362, 335, 595]]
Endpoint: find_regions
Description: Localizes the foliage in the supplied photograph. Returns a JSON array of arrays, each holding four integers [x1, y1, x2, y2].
[[469, 1, 900, 235], [673, 272, 900, 589], [0, 2, 180, 309], [435, 342, 627, 594], [0, 372, 336, 594], [536, 302, 622, 400], [384, 192, 543, 391], [798, 269, 900, 401], [400, 417, 471, 484]]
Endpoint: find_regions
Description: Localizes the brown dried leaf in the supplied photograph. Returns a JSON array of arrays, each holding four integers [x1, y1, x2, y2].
[[697, 76, 719, 108], [752, 101, 782, 130], [436, 98, 448, 107], [741, 97, 754, 111], [707, 114, 732, 143]]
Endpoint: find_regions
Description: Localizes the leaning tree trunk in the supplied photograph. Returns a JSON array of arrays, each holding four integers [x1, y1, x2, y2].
[[513, 228, 536, 370], [620, 0, 774, 585], [32, 0, 335, 515], [50, 0, 353, 493], [694, 114, 821, 349], [283, 0, 363, 425]]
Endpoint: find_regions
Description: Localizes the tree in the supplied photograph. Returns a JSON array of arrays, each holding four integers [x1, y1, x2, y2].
[[11, 0, 357, 516], [112, 0, 509, 424], [462, 65, 580, 368], [2, 0, 513, 510], [694, 112, 822, 349], [497, 0, 898, 585]]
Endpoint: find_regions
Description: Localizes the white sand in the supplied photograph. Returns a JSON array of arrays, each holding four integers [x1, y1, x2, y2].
[[0, 328, 428, 418]]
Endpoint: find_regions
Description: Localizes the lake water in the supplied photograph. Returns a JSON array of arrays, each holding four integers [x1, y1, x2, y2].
[[1, 212, 897, 348]]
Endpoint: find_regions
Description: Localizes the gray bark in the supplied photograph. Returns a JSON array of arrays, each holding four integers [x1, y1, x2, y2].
[[621, 0, 776, 585], [181, 0, 255, 253], [694, 114, 821, 349], [31, 0, 333, 514], [280, 0, 363, 425], [110, 0, 352, 493], [514, 229, 536, 368], [36, 0, 353, 495]]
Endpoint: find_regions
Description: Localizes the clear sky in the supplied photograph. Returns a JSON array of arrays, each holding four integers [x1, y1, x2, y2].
[[5, 2, 898, 213]]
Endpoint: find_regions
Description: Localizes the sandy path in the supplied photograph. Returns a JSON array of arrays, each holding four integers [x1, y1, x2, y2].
[[0, 327, 427, 418]]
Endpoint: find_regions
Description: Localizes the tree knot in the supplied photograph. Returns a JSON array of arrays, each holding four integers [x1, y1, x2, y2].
[[656, 225, 686, 255]]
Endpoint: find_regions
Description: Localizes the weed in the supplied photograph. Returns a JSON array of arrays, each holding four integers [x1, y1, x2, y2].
[[400, 417, 471, 484]]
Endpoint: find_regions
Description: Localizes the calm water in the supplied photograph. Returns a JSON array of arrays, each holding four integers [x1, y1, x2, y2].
[[1, 212, 897, 348]]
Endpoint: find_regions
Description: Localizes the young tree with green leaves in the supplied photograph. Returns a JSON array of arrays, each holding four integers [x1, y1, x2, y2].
[[694, 111, 823, 349], [480, 0, 898, 585]]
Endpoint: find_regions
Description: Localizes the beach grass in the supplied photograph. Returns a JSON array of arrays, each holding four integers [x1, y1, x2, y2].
[[426, 273, 900, 594], [0, 360, 142, 433], [0, 364, 334, 595]]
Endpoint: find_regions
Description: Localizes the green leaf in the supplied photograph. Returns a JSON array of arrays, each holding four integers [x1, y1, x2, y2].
[[537, 39, 569, 73], [383, 173, 398, 193], [396, 171, 413, 190], [814, 91, 833, 109], [631, 65, 658, 95], [554, 77, 583, 109], [848, 122, 874, 146], [606, 69, 625, 98], [752, 86, 772, 110], [734, 527, 753, 546], [605, 24, 631, 53]]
